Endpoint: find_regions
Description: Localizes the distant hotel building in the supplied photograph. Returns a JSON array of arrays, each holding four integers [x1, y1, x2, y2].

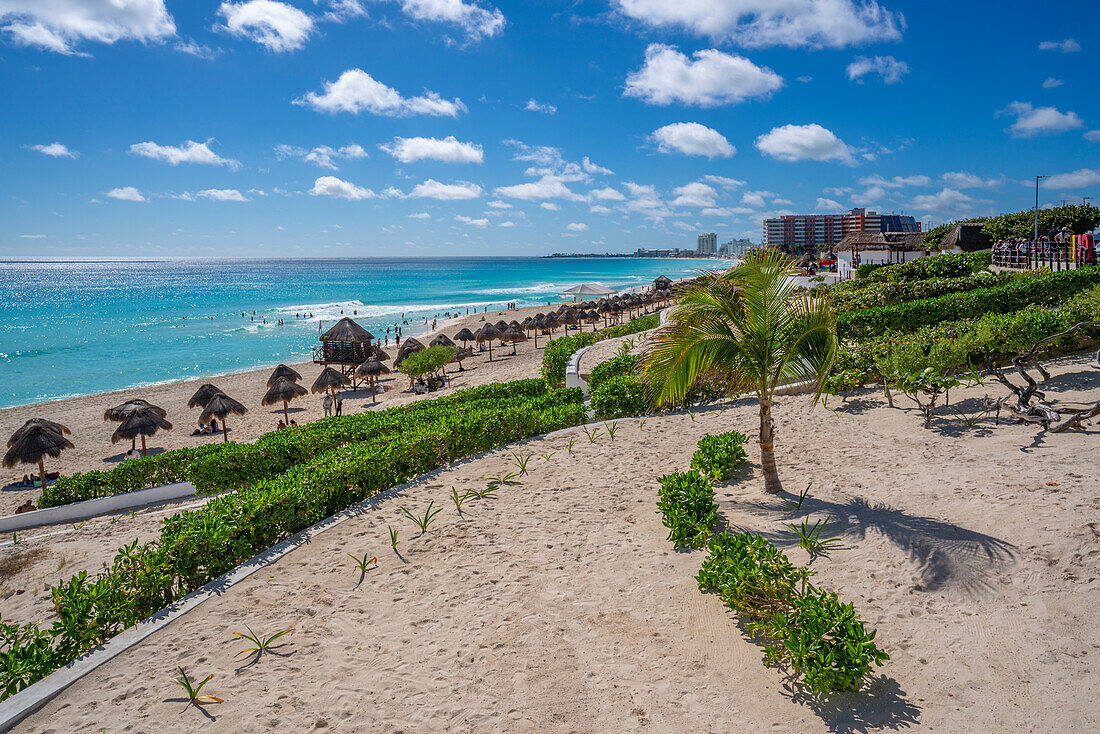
[[697, 232, 718, 256], [762, 208, 919, 254]]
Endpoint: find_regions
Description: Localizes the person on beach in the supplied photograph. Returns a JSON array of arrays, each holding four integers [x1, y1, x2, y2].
[[323, 392, 334, 417], [335, 393, 343, 416], [277, 419, 286, 430]]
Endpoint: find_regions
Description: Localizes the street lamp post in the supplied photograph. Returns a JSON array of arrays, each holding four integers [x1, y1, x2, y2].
[[1035, 175, 1049, 241]]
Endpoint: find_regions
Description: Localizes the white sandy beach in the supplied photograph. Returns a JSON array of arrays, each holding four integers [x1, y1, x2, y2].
[[6, 353, 1099, 732]]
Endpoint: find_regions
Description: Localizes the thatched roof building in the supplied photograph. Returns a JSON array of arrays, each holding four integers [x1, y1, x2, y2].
[[315, 317, 375, 370], [938, 223, 991, 252], [836, 231, 924, 252]]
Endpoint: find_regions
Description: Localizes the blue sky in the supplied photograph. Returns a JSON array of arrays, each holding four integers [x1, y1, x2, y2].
[[1, 0, 1098, 257]]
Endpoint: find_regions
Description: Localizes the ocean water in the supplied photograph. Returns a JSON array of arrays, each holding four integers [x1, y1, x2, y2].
[[0, 257, 715, 408]]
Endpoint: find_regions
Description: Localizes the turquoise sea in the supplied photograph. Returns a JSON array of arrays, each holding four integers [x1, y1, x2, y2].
[[0, 257, 716, 408]]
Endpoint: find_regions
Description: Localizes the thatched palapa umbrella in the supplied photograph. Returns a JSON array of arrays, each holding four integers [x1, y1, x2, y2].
[[503, 327, 527, 355], [263, 377, 308, 424], [453, 328, 476, 348], [431, 334, 456, 349], [4, 419, 74, 485], [112, 406, 172, 457], [356, 358, 391, 403], [187, 384, 223, 409], [393, 338, 424, 369], [268, 364, 302, 387], [311, 366, 351, 401], [371, 345, 391, 362], [200, 392, 246, 442], [105, 399, 167, 452], [451, 347, 473, 371], [477, 323, 501, 361], [543, 311, 559, 336]]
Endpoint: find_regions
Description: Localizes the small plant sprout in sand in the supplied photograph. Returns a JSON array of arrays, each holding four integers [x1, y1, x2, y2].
[[510, 450, 535, 476], [688, 411, 697, 422], [638, 418, 647, 431], [785, 516, 842, 560], [11, 532, 23, 546], [781, 485, 811, 513], [566, 436, 578, 454], [604, 422, 619, 441], [347, 552, 378, 585], [451, 487, 474, 514], [581, 425, 601, 443], [401, 501, 443, 534], [469, 485, 498, 500], [388, 525, 400, 550], [485, 471, 521, 490], [540, 450, 557, 462], [171, 667, 223, 706], [233, 625, 294, 660]]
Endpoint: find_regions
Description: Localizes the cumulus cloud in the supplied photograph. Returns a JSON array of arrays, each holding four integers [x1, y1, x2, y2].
[[295, 68, 466, 117], [614, 0, 904, 49], [175, 39, 220, 58], [846, 55, 908, 84], [107, 186, 146, 202], [29, 142, 76, 158], [622, 182, 672, 220], [407, 212, 431, 219], [275, 143, 367, 170], [909, 188, 988, 218], [740, 189, 774, 208], [651, 122, 735, 158], [217, 1, 312, 52], [624, 43, 783, 106], [582, 157, 613, 175], [815, 197, 844, 211], [998, 101, 1084, 137], [1040, 168, 1100, 190], [380, 135, 483, 163], [754, 123, 855, 164], [524, 99, 557, 114], [1085, 130, 1100, 142], [540, 202, 559, 211], [130, 139, 240, 168], [1038, 38, 1080, 53], [590, 205, 612, 214], [378, 0, 504, 42], [0, 0, 175, 55], [703, 174, 746, 188], [671, 181, 718, 208], [411, 179, 482, 199], [310, 175, 375, 200], [20, 234, 46, 239], [565, 222, 589, 232], [455, 215, 489, 227], [498, 220, 516, 227], [196, 188, 248, 201], [486, 199, 511, 208], [941, 171, 1003, 189], [589, 186, 626, 201], [495, 176, 583, 201], [857, 174, 930, 188], [1042, 77, 1065, 89]]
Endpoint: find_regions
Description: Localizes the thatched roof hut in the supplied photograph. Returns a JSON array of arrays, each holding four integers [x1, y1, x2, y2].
[[316, 317, 375, 367], [938, 222, 991, 253]]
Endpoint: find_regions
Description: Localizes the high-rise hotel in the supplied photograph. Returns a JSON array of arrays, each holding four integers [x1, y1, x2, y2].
[[763, 208, 919, 254]]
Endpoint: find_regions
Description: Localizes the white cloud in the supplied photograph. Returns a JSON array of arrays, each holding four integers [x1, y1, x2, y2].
[[1038, 38, 1080, 53], [909, 188, 988, 217], [107, 186, 146, 202], [941, 171, 1003, 189], [295, 68, 466, 117], [700, 207, 730, 216], [702, 174, 746, 188], [998, 101, 1084, 138], [582, 157, 613, 175], [754, 123, 855, 164], [275, 143, 367, 170], [671, 181, 718, 208], [815, 197, 844, 211], [407, 212, 431, 219], [651, 122, 735, 158], [1085, 130, 1100, 142], [310, 175, 375, 200], [540, 202, 559, 211], [524, 99, 557, 114], [589, 186, 625, 201], [740, 189, 773, 207], [1042, 77, 1065, 89], [1041, 168, 1100, 190], [624, 43, 783, 106], [486, 199, 512, 208], [380, 135, 483, 163], [857, 174, 930, 188], [130, 139, 239, 168], [0, 0, 175, 55], [498, 220, 515, 227], [851, 185, 887, 206], [615, 0, 904, 49], [217, 1, 313, 52], [196, 188, 248, 201], [176, 38, 219, 58], [411, 179, 482, 199], [495, 175, 582, 201], [846, 55, 908, 84], [29, 142, 76, 158], [622, 181, 672, 220], [566, 222, 589, 232], [797, 75, 813, 83], [19, 233, 46, 238], [378, 0, 504, 42], [455, 215, 489, 227], [320, 0, 367, 22], [590, 205, 612, 214]]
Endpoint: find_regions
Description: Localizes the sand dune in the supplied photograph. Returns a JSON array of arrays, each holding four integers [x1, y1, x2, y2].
[[12, 353, 1100, 732]]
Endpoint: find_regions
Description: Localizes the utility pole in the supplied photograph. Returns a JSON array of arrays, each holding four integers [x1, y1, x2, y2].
[[1084, 196, 1093, 206], [1035, 175, 1049, 241]]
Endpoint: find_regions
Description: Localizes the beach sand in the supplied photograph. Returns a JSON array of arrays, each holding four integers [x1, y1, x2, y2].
[[9, 353, 1100, 732], [0, 303, 626, 515]]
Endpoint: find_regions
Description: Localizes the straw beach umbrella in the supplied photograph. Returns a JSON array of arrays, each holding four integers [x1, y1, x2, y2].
[[187, 384, 223, 409], [451, 347, 473, 371], [112, 405, 172, 457], [431, 334, 456, 349], [453, 328, 476, 348], [503, 327, 527, 355], [268, 364, 302, 387], [200, 392, 246, 442], [4, 420, 74, 485], [356, 358, 391, 403], [105, 399, 167, 452], [311, 366, 351, 400], [477, 323, 501, 361], [370, 345, 391, 362], [263, 377, 308, 424]]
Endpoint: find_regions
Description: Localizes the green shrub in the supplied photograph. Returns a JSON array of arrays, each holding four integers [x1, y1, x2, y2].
[[591, 375, 653, 420], [855, 262, 888, 279], [863, 252, 986, 284], [827, 270, 1014, 313], [588, 347, 638, 390], [690, 431, 748, 481], [540, 312, 660, 387], [697, 532, 888, 693], [656, 472, 717, 548]]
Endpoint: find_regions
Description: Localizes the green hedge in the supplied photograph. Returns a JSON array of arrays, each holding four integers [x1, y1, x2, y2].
[[837, 266, 1100, 340], [656, 472, 717, 548], [1, 388, 588, 698], [591, 375, 653, 420], [40, 379, 563, 508], [690, 431, 748, 481], [863, 252, 987, 283], [855, 262, 888, 280], [697, 532, 888, 693], [540, 312, 660, 387], [588, 350, 638, 390], [827, 270, 1015, 313]]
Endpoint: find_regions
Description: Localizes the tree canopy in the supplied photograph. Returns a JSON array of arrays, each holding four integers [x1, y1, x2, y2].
[[922, 204, 1100, 248]]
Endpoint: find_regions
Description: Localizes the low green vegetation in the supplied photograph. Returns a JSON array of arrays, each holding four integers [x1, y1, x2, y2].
[[399, 344, 456, 385], [656, 471, 718, 548], [587, 343, 638, 390], [689, 431, 748, 481], [920, 203, 1100, 248], [540, 312, 659, 387]]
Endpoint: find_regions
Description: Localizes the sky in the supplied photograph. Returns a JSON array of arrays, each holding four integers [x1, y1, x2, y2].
[[1, 0, 1098, 258]]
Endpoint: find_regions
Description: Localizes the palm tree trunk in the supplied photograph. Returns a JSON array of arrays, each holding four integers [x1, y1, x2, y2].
[[758, 399, 781, 494]]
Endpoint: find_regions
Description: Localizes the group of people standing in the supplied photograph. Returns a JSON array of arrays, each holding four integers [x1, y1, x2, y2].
[[991, 227, 1096, 268]]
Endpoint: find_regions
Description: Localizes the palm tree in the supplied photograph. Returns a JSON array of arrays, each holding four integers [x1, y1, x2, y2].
[[641, 249, 837, 494]]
